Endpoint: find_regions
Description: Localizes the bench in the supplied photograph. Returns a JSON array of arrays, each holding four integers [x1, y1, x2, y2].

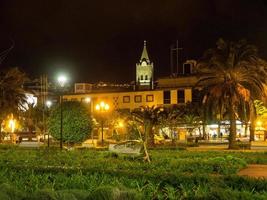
[[109, 140, 142, 155], [19, 141, 42, 148]]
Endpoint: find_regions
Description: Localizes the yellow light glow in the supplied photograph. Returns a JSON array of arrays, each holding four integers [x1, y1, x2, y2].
[[104, 104, 109, 110], [257, 120, 262, 127], [95, 104, 100, 110], [100, 101, 105, 108], [118, 121, 124, 128], [9, 119, 16, 133], [85, 97, 91, 103]]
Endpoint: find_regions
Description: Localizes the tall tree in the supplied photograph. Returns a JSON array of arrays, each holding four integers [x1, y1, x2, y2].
[[0, 68, 28, 138], [197, 39, 267, 149]]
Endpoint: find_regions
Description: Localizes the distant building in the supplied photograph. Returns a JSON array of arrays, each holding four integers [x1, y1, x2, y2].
[[64, 41, 200, 114], [74, 83, 93, 94]]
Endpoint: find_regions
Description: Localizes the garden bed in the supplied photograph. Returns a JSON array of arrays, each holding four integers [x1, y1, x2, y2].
[[0, 147, 266, 199]]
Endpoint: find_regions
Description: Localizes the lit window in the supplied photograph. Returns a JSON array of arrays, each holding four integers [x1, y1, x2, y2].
[[123, 96, 130, 103], [135, 95, 142, 103], [146, 95, 154, 102]]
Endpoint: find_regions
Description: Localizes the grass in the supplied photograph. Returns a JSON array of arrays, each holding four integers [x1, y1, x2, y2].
[[0, 146, 266, 199]]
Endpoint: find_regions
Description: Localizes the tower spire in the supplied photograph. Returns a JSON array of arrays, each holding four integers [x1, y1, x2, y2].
[[140, 40, 150, 62]]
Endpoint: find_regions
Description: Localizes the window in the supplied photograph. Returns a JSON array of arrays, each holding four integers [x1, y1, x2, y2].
[[146, 95, 154, 102], [123, 96, 130, 103], [85, 84, 92, 90], [192, 89, 201, 103], [177, 90, 185, 103], [141, 75, 143, 80], [75, 84, 83, 90], [163, 90, 171, 104], [145, 75, 148, 80], [183, 63, 191, 75], [71, 98, 78, 101], [134, 95, 142, 103]]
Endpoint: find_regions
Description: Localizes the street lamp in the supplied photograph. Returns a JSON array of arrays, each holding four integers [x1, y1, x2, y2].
[[85, 97, 91, 103], [46, 100, 52, 147], [57, 75, 67, 150], [95, 101, 109, 146]]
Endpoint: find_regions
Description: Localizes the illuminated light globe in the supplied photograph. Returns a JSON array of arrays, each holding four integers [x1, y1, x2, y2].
[[85, 97, 91, 103], [104, 104, 109, 110], [100, 101, 105, 107], [57, 75, 67, 87], [46, 100, 52, 108], [95, 104, 100, 110]]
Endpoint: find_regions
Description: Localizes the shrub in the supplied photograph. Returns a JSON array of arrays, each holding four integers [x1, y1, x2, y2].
[[48, 101, 93, 143]]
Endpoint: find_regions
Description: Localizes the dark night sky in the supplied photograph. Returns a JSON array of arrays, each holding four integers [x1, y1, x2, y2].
[[0, 0, 267, 84]]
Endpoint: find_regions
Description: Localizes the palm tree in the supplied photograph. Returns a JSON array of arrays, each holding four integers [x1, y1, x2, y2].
[[118, 108, 154, 162], [183, 113, 201, 137], [132, 106, 163, 147], [180, 102, 203, 138], [158, 106, 182, 142], [0, 68, 28, 139], [197, 39, 267, 149]]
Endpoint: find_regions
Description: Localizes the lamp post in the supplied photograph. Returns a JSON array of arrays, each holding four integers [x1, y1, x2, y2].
[[45, 100, 52, 147], [57, 75, 67, 150], [84, 97, 94, 145], [95, 101, 109, 146]]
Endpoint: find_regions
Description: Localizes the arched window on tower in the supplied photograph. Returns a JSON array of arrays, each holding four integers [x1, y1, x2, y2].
[[145, 75, 148, 80], [141, 75, 143, 80]]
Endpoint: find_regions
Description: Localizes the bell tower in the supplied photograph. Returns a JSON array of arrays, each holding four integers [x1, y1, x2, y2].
[[136, 40, 154, 89]]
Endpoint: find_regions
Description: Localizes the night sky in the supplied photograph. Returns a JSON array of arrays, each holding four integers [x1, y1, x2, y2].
[[0, 0, 267, 84]]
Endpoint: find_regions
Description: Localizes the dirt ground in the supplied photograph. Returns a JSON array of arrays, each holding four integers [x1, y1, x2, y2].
[[238, 165, 267, 178]]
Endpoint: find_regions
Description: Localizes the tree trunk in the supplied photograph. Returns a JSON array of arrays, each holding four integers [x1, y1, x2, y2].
[[137, 126, 150, 163], [202, 122, 207, 140], [198, 127, 202, 138], [228, 105, 237, 149], [0, 119, 2, 143], [249, 105, 256, 142], [0, 119, 4, 143], [145, 122, 154, 147], [249, 119, 255, 142], [217, 121, 221, 140], [244, 122, 248, 137]]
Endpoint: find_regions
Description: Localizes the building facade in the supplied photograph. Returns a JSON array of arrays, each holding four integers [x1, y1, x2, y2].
[[64, 88, 193, 114]]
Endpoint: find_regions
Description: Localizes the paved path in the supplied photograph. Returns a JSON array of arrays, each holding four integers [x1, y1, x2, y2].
[[238, 164, 267, 178]]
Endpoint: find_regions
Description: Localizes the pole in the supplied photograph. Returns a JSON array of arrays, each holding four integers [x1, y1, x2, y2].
[[47, 131, 50, 147], [47, 109, 50, 147], [170, 45, 173, 76], [101, 118, 104, 146], [60, 95, 63, 150], [176, 40, 179, 75]]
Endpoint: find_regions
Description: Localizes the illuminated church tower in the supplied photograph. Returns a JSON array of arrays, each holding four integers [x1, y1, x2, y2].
[[136, 40, 154, 89]]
